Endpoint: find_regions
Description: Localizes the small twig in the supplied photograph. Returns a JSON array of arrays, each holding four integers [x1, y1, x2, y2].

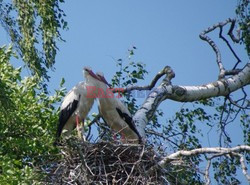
[[88, 114, 101, 127], [228, 96, 250, 109], [146, 129, 179, 147], [218, 98, 228, 147], [100, 151, 109, 185], [228, 19, 241, 43], [123, 145, 145, 184]]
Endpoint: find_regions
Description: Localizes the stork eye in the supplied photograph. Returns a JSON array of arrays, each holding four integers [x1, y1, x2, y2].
[[84, 67, 91, 72]]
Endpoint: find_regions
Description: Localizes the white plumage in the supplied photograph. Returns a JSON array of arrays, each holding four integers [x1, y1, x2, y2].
[[96, 72, 141, 144], [55, 67, 100, 144]]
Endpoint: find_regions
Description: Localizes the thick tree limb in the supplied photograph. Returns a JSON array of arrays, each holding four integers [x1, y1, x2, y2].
[[166, 63, 250, 101], [162, 145, 250, 163], [147, 145, 250, 182], [134, 63, 250, 139]]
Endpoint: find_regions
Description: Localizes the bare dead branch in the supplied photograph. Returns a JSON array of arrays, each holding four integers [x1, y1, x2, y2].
[[228, 95, 250, 109], [199, 18, 243, 79], [228, 19, 241, 43], [219, 26, 242, 66], [121, 66, 175, 93], [200, 20, 226, 78]]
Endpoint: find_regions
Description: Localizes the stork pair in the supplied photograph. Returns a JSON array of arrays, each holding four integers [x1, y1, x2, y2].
[[54, 67, 141, 145]]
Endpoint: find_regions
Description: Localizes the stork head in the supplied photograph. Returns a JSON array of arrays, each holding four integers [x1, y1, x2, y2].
[[83, 67, 99, 80], [95, 72, 112, 87]]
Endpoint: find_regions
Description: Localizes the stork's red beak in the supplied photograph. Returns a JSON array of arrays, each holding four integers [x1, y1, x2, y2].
[[89, 70, 98, 79], [97, 74, 111, 88], [103, 77, 112, 88]]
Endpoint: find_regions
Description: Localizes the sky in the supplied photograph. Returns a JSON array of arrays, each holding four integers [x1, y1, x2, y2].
[[1, 0, 249, 183]]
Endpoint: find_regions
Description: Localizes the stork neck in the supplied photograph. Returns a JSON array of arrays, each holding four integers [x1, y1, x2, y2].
[[86, 76, 97, 86]]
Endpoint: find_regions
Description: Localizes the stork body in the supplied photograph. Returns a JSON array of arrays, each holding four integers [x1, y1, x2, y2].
[[55, 68, 99, 144], [96, 73, 141, 144]]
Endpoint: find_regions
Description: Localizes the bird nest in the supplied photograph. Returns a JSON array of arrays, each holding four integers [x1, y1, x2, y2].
[[45, 139, 167, 184]]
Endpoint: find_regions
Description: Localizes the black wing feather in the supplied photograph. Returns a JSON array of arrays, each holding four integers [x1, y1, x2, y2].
[[55, 98, 79, 143], [116, 108, 142, 142]]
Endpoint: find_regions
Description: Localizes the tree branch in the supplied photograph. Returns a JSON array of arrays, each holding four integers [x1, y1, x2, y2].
[[199, 18, 242, 79], [156, 145, 250, 182], [227, 19, 241, 43], [121, 66, 173, 93], [219, 26, 242, 67], [134, 63, 250, 139], [160, 145, 250, 164], [200, 20, 226, 79]]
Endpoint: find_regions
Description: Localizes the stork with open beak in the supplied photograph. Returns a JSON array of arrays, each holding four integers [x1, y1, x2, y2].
[[96, 72, 142, 144], [54, 67, 100, 144]]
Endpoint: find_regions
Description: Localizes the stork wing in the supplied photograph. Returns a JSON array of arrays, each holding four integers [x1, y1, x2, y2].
[[55, 93, 81, 141], [115, 108, 141, 141]]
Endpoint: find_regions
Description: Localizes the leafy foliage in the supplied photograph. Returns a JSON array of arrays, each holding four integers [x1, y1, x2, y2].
[[213, 157, 241, 184], [0, 0, 67, 81], [111, 47, 148, 114], [236, 0, 250, 56], [0, 46, 65, 184]]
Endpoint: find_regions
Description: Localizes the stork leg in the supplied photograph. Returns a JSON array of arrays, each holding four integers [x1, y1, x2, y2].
[[121, 133, 126, 144], [112, 132, 117, 141], [76, 115, 82, 139], [81, 119, 86, 141]]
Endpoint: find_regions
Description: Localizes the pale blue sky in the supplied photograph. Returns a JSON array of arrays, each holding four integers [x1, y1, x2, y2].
[[1, 1, 249, 183], [51, 1, 246, 86], [51, 1, 247, 87]]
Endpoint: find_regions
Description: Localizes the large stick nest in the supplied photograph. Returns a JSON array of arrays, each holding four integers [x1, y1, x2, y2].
[[45, 139, 168, 184]]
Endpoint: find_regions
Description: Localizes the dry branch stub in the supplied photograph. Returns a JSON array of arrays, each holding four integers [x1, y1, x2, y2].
[[47, 140, 168, 184]]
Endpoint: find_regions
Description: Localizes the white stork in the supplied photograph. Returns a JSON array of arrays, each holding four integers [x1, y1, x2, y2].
[[54, 67, 100, 144], [96, 72, 142, 144]]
